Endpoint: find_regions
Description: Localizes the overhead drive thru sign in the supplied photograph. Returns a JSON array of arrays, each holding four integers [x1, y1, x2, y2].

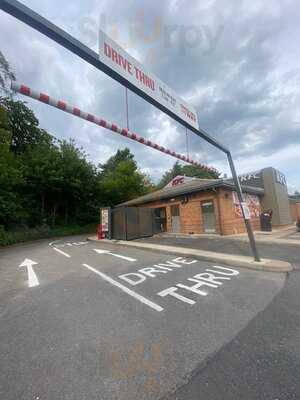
[[99, 31, 200, 131]]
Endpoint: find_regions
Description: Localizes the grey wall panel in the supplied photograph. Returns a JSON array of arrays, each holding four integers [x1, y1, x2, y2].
[[261, 168, 292, 225]]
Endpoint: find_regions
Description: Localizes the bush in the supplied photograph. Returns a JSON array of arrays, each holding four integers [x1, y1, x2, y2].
[[0, 223, 97, 247], [0, 225, 6, 243]]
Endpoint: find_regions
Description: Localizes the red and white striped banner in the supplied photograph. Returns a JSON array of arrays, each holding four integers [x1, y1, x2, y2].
[[11, 82, 217, 174]]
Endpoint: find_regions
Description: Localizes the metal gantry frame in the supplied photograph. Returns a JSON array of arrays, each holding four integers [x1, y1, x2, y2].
[[0, 0, 261, 261]]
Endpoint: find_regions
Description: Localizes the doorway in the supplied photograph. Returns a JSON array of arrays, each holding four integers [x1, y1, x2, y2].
[[154, 207, 167, 233], [171, 205, 181, 233], [201, 201, 216, 233]]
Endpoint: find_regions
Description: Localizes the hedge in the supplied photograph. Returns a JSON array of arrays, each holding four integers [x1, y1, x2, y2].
[[0, 224, 96, 247]]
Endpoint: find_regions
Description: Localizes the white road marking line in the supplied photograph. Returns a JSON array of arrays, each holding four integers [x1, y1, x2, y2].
[[27, 264, 39, 287], [19, 259, 39, 288], [94, 249, 110, 254], [109, 253, 137, 262], [82, 264, 164, 312], [93, 248, 136, 262], [53, 247, 71, 258]]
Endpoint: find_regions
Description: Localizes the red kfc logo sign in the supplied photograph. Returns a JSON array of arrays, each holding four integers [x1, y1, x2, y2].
[[172, 177, 184, 186]]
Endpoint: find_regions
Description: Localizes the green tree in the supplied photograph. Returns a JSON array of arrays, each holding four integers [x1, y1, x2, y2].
[[100, 148, 150, 206], [157, 161, 183, 188], [0, 105, 24, 227], [58, 139, 100, 224], [99, 148, 134, 175], [0, 50, 102, 232], [0, 97, 52, 154], [0, 104, 11, 145], [181, 164, 220, 179], [0, 51, 15, 96], [19, 137, 62, 226]]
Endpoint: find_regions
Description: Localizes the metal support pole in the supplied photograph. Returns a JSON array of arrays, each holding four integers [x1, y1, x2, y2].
[[227, 151, 261, 262]]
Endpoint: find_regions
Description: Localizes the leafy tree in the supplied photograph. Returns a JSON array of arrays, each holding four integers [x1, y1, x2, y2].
[[58, 139, 100, 224], [0, 97, 52, 154], [99, 148, 134, 175], [0, 105, 24, 227], [0, 105, 11, 145], [100, 148, 150, 205], [19, 138, 62, 226], [181, 164, 220, 179], [0, 51, 103, 230], [0, 51, 15, 96], [157, 161, 183, 188], [17, 138, 102, 226]]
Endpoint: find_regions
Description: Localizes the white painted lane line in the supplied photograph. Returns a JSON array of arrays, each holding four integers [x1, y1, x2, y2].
[[82, 264, 164, 312], [19, 259, 39, 288], [53, 247, 71, 258], [93, 248, 136, 262], [109, 253, 137, 262], [94, 249, 110, 254]]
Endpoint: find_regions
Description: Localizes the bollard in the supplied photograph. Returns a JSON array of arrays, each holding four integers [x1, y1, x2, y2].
[[97, 224, 105, 240]]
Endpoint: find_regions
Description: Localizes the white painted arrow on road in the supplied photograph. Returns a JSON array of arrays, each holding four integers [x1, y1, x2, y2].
[[93, 249, 137, 262], [19, 259, 39, 288]]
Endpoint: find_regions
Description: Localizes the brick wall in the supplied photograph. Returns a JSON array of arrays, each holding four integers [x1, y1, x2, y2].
[[290, 201, 300, 222], [218, 189, 261, 235], [136, 188, 262, 235], [180, 192, 220, 234]]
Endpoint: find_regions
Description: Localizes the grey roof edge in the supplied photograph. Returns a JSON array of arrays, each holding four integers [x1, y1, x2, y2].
[[117, 180, 265, 207], [289, 196, 300, 203]]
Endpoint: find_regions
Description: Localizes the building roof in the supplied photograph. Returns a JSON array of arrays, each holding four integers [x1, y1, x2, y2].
[[289, 195, 300, 203], [118, 178, 265, 207]]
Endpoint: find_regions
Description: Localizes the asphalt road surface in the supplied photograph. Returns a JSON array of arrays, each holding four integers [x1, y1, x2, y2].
[[0, 235, 298, 400]]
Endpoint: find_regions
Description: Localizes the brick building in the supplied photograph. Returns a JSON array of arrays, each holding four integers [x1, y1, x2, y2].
[[119, 177, 263, 235], [119, 167, 300, 236], [289, 197, 300, 222]]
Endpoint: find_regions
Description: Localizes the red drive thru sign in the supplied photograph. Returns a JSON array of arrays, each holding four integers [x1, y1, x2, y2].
[[99, 31, 200, 131]]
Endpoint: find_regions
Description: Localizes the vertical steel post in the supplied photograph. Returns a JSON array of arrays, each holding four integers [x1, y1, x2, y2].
[[227, 151, 261, 262]]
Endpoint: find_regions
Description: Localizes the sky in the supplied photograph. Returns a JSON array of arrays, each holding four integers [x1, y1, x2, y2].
[[0, 0, 299, 192]]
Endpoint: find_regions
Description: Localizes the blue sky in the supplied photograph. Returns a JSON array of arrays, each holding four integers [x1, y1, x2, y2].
[[0, 0, 299, 192]]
